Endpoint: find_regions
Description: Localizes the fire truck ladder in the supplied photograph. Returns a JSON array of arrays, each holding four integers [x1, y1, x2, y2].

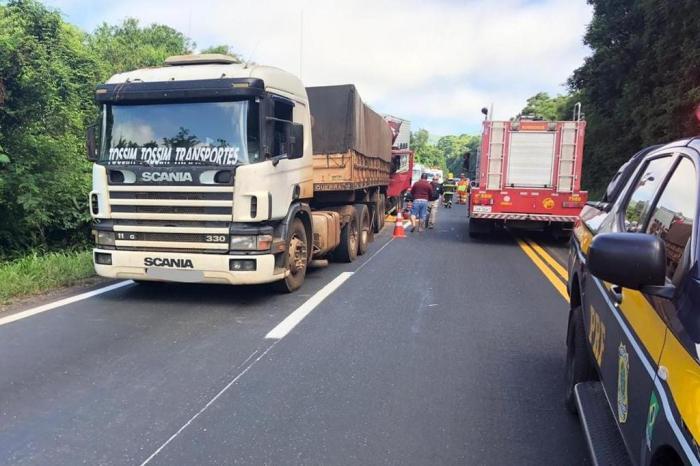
[[487, 122, 506, 190], [557, 122, 578, 193]]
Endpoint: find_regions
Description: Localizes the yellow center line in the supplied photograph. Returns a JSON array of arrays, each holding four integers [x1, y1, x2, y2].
[[522, 238, 569, 281], [515, 237, 569, 303]]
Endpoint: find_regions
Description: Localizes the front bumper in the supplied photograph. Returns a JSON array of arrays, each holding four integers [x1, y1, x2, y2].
[[469, 212, 579, 223], [93, 248, 284, 285]]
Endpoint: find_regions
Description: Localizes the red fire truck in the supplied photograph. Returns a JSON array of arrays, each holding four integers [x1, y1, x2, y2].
[[384, 115, 414, 215], [468, 111, 587, 237]]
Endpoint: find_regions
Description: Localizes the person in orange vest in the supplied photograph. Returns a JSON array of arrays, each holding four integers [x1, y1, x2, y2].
[[456, 173, 469, 204]]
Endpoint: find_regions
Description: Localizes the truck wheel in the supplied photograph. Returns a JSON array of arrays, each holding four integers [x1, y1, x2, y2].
[[355, 204, 370, 255], [331, 210, 359, 263], [565, 305, 598, 413], [373, 194, 385, 233], [273, 218, 308, 293]]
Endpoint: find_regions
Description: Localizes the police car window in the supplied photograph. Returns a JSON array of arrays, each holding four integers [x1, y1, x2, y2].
[[623, 156, 673, 231], [646, 157, 696, 279]]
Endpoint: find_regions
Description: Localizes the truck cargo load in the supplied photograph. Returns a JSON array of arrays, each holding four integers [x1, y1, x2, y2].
[[307, 85, 392, 161], [307, 85, 392, 192]]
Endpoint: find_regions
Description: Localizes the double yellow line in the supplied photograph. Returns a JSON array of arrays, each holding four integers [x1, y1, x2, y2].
[[515, 237, 569, 302]]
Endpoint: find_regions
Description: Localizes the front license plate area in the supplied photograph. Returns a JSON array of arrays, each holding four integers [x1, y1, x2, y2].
[[146, 268, 205, 283]]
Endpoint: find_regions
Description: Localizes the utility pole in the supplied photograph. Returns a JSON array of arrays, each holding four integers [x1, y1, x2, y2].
[[299, 10, 304, 79]]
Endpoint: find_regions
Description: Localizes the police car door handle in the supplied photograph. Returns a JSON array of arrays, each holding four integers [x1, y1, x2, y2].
[[610, 285, 623, 304]]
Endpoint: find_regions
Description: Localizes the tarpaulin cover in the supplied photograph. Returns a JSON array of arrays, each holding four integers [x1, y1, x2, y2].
[[306, 85, 392, 162]]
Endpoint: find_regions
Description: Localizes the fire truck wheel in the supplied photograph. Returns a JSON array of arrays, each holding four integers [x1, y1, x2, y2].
[[272, 218, 308, 293], [355, 204, 370, 255], [468, 219, 493, 237], [565, 305, 598, 413], [331, 210, 359, 263]]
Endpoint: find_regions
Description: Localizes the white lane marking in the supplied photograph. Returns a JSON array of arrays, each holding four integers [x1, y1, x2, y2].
[[265, 272, 353, 340], [139, 344, 277, 466], [353, 237, 394, 273], [0, 281, 134, 327]]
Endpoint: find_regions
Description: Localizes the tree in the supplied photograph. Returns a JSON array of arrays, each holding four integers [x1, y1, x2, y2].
[[201, 44, 243, 63], [411, 129, 446, 171], [88, 18, 194, 79], [518, 92, 578, 121], [570, 0, 700, 197], [0, 0, 102, 254]]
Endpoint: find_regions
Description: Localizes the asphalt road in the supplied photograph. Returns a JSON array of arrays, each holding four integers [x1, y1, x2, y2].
[[0, 205, 587, 465]]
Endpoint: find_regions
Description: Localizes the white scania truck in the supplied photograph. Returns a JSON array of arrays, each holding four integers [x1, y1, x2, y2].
[[87, 54, 392, 292]]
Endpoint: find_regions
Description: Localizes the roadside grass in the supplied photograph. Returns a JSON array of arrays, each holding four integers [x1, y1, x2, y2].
[[0, 250, 95, 304]]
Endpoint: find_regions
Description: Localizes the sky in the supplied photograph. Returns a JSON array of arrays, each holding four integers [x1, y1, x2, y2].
[[45, 0, 593, 136]]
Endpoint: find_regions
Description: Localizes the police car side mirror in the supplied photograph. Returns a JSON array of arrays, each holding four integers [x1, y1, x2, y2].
[[589, 232, 667, 291]]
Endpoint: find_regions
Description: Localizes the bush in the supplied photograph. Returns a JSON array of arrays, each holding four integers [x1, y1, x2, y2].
[[0, 250, 94, 303]]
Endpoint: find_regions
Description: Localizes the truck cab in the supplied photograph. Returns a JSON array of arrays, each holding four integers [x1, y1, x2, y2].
[[88, 54, 314, 290], [566, 138, 700, 465]]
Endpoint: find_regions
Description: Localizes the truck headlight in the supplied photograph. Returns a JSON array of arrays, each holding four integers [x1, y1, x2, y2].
[[230, 235, 257, 250], [230, 234, 274, 251], [96, 230, 115, 246]]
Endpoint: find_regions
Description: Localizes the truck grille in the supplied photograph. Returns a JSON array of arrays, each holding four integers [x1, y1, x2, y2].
[[107, 185, 233, 253]]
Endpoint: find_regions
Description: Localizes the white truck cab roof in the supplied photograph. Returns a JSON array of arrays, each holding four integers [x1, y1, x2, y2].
[[106, 54, 307, 102]]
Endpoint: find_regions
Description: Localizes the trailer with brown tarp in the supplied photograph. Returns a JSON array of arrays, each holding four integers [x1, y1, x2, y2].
[[307, 85, 392, 194]]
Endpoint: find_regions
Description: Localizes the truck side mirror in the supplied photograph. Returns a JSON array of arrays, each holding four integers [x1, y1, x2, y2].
[[289, 123, 304, 159], [86, 124, 99, 161], [462, 152, 471, 170]]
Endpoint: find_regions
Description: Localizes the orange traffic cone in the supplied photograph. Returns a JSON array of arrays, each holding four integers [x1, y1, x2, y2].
[[393, 213, 407, 238]]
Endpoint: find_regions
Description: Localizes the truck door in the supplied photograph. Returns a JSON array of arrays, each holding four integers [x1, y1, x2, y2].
[[642, 154, 699, 461], [583, 154, 674, 457]]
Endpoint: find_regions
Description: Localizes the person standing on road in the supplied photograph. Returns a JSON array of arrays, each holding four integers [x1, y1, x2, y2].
[[409, 173, 433, 232], [428, 174, 441, 229], [456, 173, 469, 205]]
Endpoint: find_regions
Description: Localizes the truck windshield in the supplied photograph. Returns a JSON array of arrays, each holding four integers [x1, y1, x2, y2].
[[101, 100, 260, 166]]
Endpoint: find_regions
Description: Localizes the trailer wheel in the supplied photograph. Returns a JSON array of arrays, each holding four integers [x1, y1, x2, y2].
[[355, 204, 370, 255], [373, 194, 385, 233], [565, 305, 598, 413], [331, 210, 359, 263], [272, 218, 308, 293]]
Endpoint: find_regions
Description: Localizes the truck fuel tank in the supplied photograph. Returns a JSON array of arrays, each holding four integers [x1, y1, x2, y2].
[[311, 211, 341, 258]]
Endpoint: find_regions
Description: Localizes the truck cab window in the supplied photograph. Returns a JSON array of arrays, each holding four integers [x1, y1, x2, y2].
[[272, 100, 293, 157], [645, 157, 697, 279], [623, 156, 673, 231]]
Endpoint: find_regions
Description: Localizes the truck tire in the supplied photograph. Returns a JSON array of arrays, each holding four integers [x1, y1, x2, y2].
[[272, 218, 308, 293], [331, 210, 359, 263], [565, 305, 598, 413], [373, 194, 385, 233], [355, 204, 370, 255]]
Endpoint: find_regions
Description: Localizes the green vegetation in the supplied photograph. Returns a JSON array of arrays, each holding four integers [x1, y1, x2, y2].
[[0, 0, 240, 259], [521, 0, 700, 198], [517, 92, 578, 121], [0, 249, 94, 303], [411, 129, 480, 178]]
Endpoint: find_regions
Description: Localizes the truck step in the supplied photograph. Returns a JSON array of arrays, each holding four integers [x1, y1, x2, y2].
[[574, 382, 632, 466]]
